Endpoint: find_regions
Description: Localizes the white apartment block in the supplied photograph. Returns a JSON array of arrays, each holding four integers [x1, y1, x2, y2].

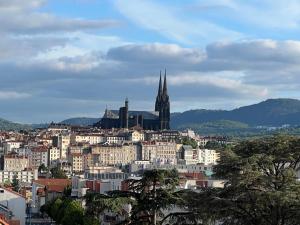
[[3, 141, 22, 154], [197, 149, 220, 165], [0, 169, 38, 184], [0, 188, 26, 225], [70, 134, 104, 145]]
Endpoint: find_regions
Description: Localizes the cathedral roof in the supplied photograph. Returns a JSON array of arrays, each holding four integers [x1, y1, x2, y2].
[[104, 110, 159, 120]]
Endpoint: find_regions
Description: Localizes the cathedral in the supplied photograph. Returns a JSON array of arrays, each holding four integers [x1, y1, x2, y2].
[[95, 70, 170, 130]]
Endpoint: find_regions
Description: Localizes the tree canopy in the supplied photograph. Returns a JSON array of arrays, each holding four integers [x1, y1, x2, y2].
[[180, 135, 300, 225]]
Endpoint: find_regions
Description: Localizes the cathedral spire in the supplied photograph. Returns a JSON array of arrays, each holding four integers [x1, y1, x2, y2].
[[155, 71, 163, 111], [163, 69, 168, 96], [158, 71, 162, 96]]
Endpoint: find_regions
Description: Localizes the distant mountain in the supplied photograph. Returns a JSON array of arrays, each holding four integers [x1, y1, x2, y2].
[[171, 98, 300, 129], [0, 118, 31, 131], [60, 117, 100, 126]]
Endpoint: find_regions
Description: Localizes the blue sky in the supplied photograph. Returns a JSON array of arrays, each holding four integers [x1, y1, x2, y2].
[[1, 0, 300, 123]]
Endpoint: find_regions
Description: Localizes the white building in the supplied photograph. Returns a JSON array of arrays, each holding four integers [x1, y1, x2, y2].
[[197, 149, 220, 165], [0, 188, 26, 225], [70, 134, 104, 145], [0, 169, 38, 184], [2, 141, 22, 154]]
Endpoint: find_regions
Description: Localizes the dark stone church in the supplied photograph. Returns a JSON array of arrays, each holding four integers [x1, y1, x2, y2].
[[95, 71, 170, 130]]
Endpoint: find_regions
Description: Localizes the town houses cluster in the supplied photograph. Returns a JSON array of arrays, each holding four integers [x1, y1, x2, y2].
[[0, 124, 226, 225]]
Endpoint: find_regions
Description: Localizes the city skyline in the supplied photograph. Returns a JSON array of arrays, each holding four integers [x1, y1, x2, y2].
[[1, 0, 300, 123]]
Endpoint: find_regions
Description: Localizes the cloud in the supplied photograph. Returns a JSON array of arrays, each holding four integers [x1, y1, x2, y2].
[[114, 0, 241, 45], [0, 0, 118, 34], [107, 43, 205, 64], [0, 91, 31, 99]]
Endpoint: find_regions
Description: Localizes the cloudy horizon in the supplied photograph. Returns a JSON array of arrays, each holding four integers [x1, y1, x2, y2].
[[1, 0, 300, 123]]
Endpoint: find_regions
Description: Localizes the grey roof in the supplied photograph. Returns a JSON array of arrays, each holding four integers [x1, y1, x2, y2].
[[104, 110, 159, 120]]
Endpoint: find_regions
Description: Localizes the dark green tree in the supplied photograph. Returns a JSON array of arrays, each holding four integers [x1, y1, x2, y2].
[[50, 166, 67, 179], [182, 137, 198, 148], [181, 135, 300, 225], [38, 163, 48, 173], [12, 174, 20, 192], [85, 169, 180, 225]]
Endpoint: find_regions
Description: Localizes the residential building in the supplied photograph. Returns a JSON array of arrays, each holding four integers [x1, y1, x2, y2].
[[197, 149, 220, 165], [0, 153, 29, 171], [48, 147, 60, 166], [0, 169, 38, 184], [68, 153, 83, 173], [0, 188, 26, 225], [139, 141, 177, 164], [91, 144, 137, 166], [30, 146, 48, 168]]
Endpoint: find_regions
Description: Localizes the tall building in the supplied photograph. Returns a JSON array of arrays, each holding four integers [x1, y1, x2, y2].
[[96, 70, 170, 130]]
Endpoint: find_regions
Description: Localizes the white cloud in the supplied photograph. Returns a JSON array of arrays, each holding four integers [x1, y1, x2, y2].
[[107, 43, 205, 64], [114, 0, 241, 45], [0, 91, 31, 99]]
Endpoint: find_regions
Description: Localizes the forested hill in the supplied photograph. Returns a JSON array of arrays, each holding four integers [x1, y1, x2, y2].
[[171, 98, 300, 129], [0, 118, 31, 131]]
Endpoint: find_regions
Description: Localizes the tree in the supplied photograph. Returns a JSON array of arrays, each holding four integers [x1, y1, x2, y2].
[[12, 174, 20, 192], [38, 163, 48, 173], [182, 135, 300, 225], [85, 169, 180, 225], [182, 137, 198, 149], [50, 166, 67, 179]]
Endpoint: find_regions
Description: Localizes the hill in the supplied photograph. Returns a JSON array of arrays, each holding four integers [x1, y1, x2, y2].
[[171, 98, 300, 128], [60, 117, 100, 126], [0, 118, 31, 131]]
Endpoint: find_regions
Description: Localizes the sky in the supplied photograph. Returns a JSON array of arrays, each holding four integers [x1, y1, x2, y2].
[[1, 0, 300, 123]]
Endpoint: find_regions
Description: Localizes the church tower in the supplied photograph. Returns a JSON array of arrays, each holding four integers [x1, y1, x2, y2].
[[158, 69, 170, 130], [155, 71, 162, 111]]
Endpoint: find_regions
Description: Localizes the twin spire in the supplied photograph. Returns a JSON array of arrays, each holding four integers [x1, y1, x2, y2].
[[157, 69, 168, 97], [155, 69, 168, 112]]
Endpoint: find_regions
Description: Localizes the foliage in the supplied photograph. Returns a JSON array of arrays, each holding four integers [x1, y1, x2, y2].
[[203, 141, 226, 150], [181, 135, 300, 225], [41, 197, 96, 225], [85, 169, 181, 225], [182, 137, 198, 148], [50, 166, 68, 179], [12, 174, 20, 192], [38, 164, 48, 173]]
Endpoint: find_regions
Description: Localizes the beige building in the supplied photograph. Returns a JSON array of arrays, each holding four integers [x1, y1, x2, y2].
[[91, 144, 137, 165], [1, 153, 29, 171], [70, 134, 104, 145], [48, 147, 60, 166], [126, 130, 144, 142], [140, 141, 177, 163], [31, 146, 48, 168], [68, 153, 84, 173]]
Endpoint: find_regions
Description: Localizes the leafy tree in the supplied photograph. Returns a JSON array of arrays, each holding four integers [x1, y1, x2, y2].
[[182, 137, 198, 148], [63, 185, 72, 197], [203, 140, 226, 150], [60, 200, 84, 225], [38, 163, 48, 173], [12, 174, 20, 192], [85, 169, 180, 225], [181, 135, 300, 225], [50, 166, 67, 179]]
